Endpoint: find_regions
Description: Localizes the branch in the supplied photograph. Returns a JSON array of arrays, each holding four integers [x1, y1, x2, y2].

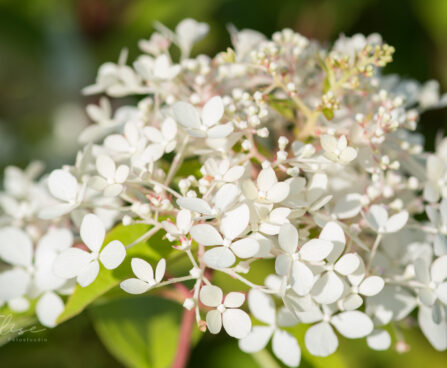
[[172, 308, 196, 368]]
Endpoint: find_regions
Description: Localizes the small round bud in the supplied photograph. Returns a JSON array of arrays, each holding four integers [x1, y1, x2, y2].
[[183, 298, 195, 311]]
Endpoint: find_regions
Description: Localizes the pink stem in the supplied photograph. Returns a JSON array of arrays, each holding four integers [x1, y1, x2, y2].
[[172, 308, 195, 368]]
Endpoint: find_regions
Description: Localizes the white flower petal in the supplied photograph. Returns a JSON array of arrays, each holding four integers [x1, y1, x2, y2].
[[206, 309, 223, 334], [200, 285, 223, 307], [0, 227, 33, 267], [222, 309, 251, 339], [319, 221, 345, 262], [142, 144, 164, 162], [333, 193, 362, 219], [96, 155, 116, 179], [257, 167, 277, 192], [239, 326, 273, 353], [331, 311, 373, 338], [224, 292, 245, 308], [0, 268, 31, 300], [103, 183, 123, 197], [114, 165, 129, 183], [8, 297, 30, 313], [291, 261, 314, 296], [305, 322, 338, 357], [155, 258, 166, 283], [435, 282, 447, 304], [277, 307, 299, 327], [223, 166, 245, 182], [272, 329, 301, 367], [418, 305, 447, 351], [38, 228, 73, 252], [342, 293, 363, 310], [203, 247, 236, 269], [366, 205, 388, 231], [36, 292, 64, 327], [38, 203, 77, 219], [173, 101, 201, 130], [80, 214, 105, 253], [77, 260, 100, 287], [144, 127, 164, 143], [177, 210, 192, 234], [120, 278, 151, 294], [339, 147, 357, 164], [299, 239, 333, 262], [53, 248, 94, 279], [334, 253, 360, 275], [99, 240, 126, 270], [275, 254, 291, 276], [213, 183, 240, 212], [162, 117, 177, 140], [385, 211, 408, 233], [48, 169, 78, 202], [131, 258, 154, 283], [278, 224, 299, 254], [220, 204, 249, 240], [359, 276, 384, 296], [206, 123, 233, 139], [367, 329, 391, 351], [248, 289, 276, 325], [201, 96, 224, 126], [190, 224, 223, 246], [311, 271, 344, 304], [431, 255, 447, 283], [320, 135, 337, 153], [267, 182, 290, 203], [230, 238, 259, 258], [177, 197, 213, 215]]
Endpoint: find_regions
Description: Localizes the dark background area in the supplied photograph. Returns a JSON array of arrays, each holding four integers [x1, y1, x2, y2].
[[0, 0, 446, 366]]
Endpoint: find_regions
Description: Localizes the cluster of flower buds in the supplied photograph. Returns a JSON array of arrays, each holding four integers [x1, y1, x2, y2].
[[1, 18, 447, 366]]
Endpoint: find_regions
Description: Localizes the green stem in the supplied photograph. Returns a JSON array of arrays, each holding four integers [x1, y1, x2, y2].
[[252, 349, 281, 368]]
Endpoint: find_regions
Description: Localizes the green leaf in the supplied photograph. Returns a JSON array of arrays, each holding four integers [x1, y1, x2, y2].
[[267, 96, 296, 121], [322, 107, 334, 120], [57, 224, 172, 324], [90, 295, 200, 368]]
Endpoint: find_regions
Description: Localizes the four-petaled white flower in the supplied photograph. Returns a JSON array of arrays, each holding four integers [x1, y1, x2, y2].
[[142, 117, 177, 161], [190, 203, 258, 269], [239, 289, 300, 367], [0, 227, 72, 327], [320, 134, 357, 164], [162, 209, 192, 243], [340, 256, 385, 310], [202, 158, 245, 183], [200, 285, 251, 339], [90, 155, 129, 197], [120, 258, 166, 294], [275, 223, 333, 296], [173, 96, 233, 139], [304, 306, 373, 357], [415, 254, 447, 351], [177, 183, 241, 219], [364, 205, 408, 234], [54, 214, 126, 287], [242, 166, 290, 204]]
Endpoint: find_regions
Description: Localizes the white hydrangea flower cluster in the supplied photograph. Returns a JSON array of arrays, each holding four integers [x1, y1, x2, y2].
[[1, 18, 447, 366]]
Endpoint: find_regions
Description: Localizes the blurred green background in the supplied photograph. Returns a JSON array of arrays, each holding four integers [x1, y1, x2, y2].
[[0, 0, 446, 367]]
